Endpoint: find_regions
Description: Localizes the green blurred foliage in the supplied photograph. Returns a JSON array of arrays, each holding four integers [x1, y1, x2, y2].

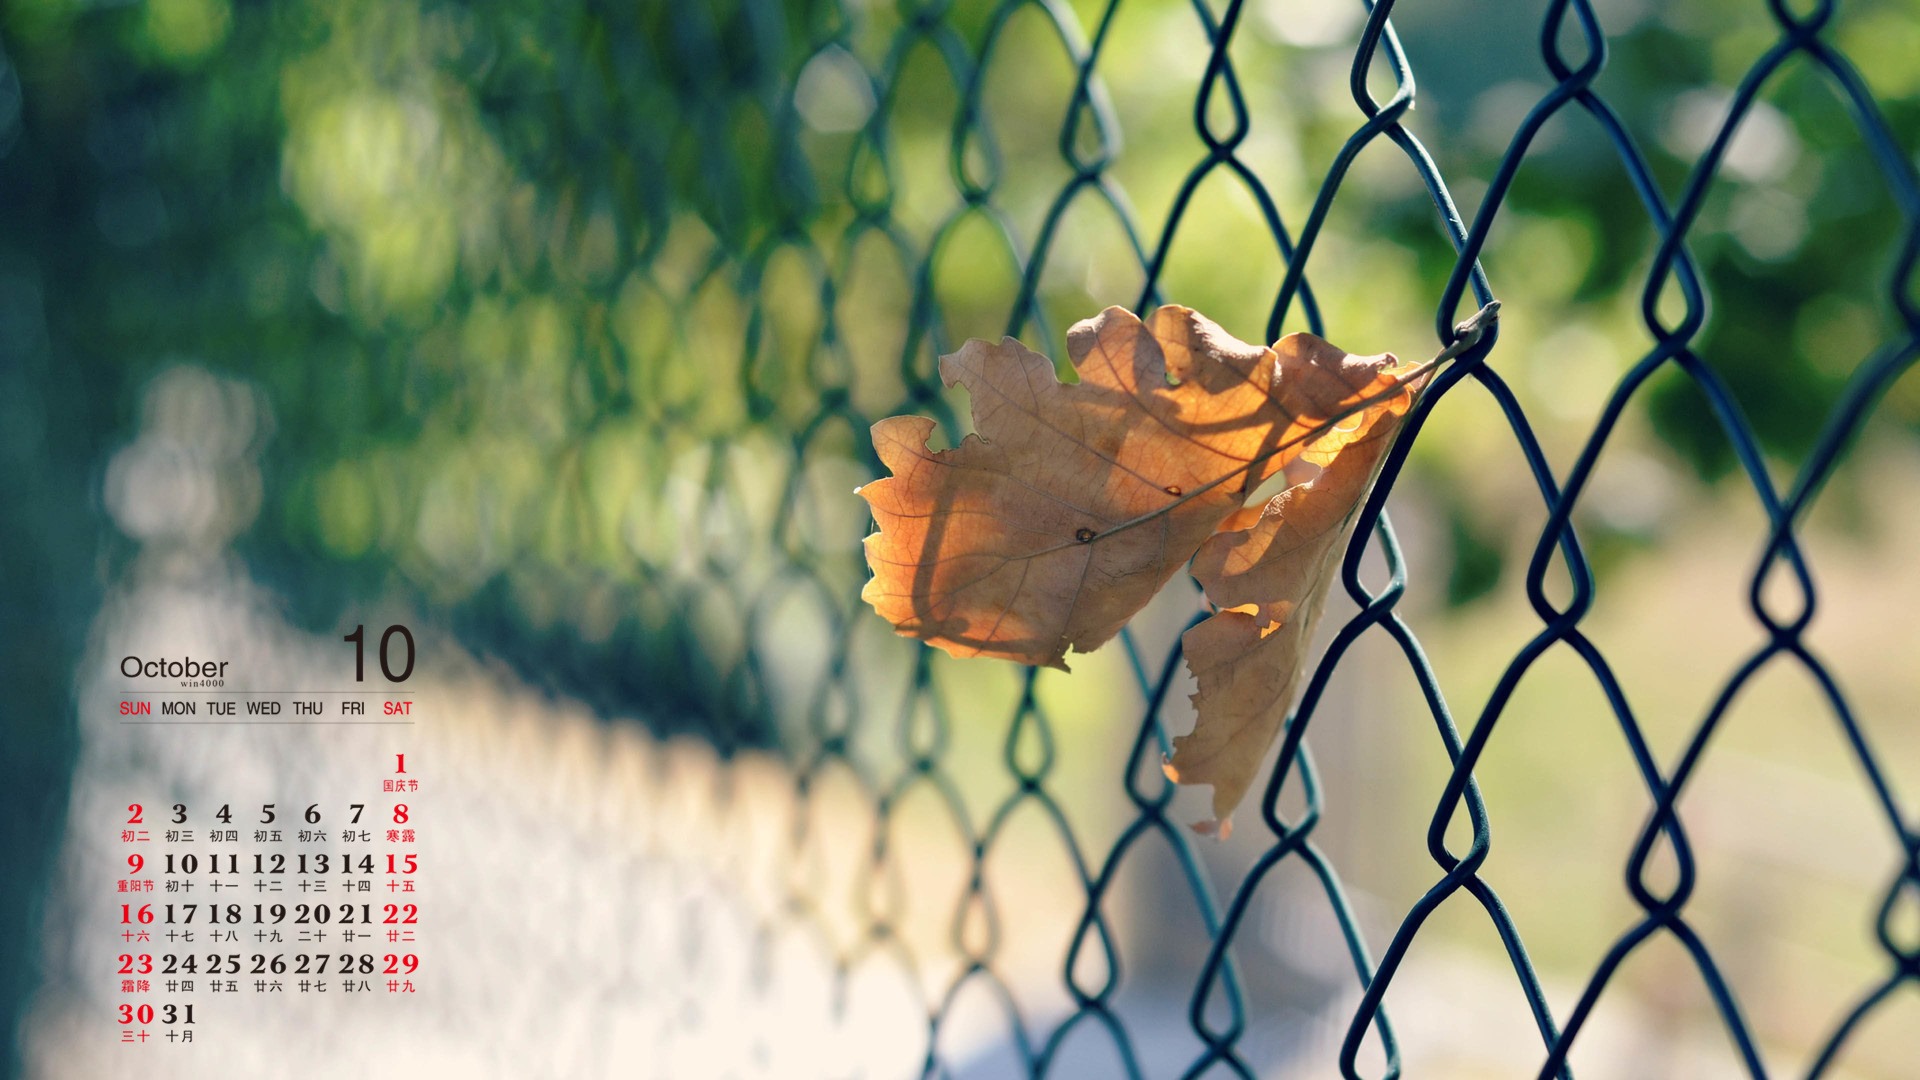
[[2, 0, 1916, 715]]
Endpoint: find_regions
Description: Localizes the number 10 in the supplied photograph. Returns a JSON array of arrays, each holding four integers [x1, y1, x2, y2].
[[343, 625, 415, 682]]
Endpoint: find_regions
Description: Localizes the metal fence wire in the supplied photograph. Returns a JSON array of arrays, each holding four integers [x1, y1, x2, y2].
[[565, 0, 1920, 1077], [12, 0, 1920, 1075], [11, 0, 1920, 1068]]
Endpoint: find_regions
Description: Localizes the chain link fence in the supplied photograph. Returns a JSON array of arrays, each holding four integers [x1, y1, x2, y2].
[[5, 0, 1920, 1076], [594, 0, 1920, 1075], [599, 0, 1920, 1068]]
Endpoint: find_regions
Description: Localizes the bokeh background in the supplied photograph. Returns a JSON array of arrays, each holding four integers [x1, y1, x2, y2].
[[2, 0, 1918, 1076]]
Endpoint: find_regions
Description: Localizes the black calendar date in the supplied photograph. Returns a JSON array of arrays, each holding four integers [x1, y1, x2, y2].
[[142, 852, 417, 876], [121, 953, 420, 976], [121, 903, 419, 926], [129, 801, 410, 826]]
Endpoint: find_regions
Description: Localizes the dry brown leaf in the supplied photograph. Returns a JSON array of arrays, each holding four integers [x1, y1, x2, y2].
[[1164, 389, 1418, 838], [858, 305, 1413, 671]]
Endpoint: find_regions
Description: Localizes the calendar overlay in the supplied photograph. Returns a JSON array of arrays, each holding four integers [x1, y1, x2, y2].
[[111, 626, 421, 1049]]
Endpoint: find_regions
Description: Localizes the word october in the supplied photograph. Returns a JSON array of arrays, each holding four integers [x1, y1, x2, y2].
[[120, 656, 230, 679]]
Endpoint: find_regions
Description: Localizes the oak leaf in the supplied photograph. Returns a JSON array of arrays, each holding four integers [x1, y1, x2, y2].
[[858, 305, 1426, 833]]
